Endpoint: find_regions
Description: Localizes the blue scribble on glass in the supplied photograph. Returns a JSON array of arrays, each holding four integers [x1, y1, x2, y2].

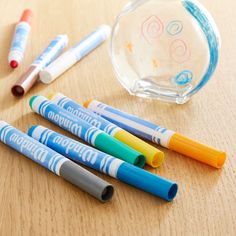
[[175, 70, 193, 85], [183, 0, 219, 96], [166, 20, 183, 36]]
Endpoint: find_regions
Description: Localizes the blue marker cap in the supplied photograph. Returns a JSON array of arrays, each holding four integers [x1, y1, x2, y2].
[[117, 163, 178, 201]]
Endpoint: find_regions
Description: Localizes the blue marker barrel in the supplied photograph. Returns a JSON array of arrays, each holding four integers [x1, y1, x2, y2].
[[0, 121, 114, 202], [48, 93, 165, 168], [29, 95, 146, 168], [49, 93, 121, 134], [28, 125, 178, 201]]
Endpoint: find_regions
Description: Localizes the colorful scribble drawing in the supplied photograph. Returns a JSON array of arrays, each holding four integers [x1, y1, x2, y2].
[[166, 20, 183, 36], [152, 58, 158, 68], [170, 39, 191, 63], [141, 15, 164, 44], [126, 42, 133, 53], [175, 70, 193, 85]]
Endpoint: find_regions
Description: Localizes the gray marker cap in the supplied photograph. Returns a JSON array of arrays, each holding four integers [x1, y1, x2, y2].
[[60, 160, 114, 202]]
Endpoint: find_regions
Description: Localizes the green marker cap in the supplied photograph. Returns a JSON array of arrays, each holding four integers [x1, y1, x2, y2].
[[95, 133, 146, 168]]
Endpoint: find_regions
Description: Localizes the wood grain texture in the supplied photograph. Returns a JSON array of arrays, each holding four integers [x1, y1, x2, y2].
[[0, 0, 235, 235]]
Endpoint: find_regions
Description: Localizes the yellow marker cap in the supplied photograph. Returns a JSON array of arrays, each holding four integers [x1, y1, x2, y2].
[[169, 133, 226, 168], [48, 92, 57, 100], [115, 129, 164, 168]]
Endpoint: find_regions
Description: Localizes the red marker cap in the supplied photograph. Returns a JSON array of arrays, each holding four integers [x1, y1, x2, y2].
[[20, 9, 33, 25], [10, 60, 19, 69]]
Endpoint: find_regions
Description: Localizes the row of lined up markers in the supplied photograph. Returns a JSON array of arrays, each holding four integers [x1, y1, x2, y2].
[[9, 9, 111, 97], [0, 93, 226, 202]]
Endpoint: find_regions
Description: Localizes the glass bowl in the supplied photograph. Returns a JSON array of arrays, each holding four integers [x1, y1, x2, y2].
[[109, 0, 221, 104]]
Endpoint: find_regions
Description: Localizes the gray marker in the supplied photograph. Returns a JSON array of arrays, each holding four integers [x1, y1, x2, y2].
[[0, 121, 114, 202]]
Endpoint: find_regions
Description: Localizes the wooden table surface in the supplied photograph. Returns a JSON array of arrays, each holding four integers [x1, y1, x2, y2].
[[0, 0, 235, 235]]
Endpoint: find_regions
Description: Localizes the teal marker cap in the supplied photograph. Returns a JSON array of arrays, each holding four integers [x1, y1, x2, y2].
[[95, 132, 146, 168], [29, 95, 38, 110]]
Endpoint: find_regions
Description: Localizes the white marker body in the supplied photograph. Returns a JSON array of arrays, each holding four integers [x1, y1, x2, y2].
[[39, 25, 111, 84], [8, 22, 31, 65], [39, 50, 77, 84]]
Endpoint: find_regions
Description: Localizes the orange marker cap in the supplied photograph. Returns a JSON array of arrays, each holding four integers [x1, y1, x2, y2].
[[20, 9, 33, 25], [83, 99, 93, 108], [168, 133, 226, 168]]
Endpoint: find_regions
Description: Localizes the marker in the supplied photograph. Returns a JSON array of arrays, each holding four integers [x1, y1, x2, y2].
[[28, 125, 178, 201], [84, 100, 226, 169], [39, 25, 111, 84], [11, 35, 68, 97], [8, 9, 33, 68], [49, 93, 164, 168], [0, 121, 114, 202], [29, 95, 145, 167]]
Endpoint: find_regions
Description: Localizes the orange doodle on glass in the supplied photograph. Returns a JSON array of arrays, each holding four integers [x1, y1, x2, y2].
[[126, 42, 133, 53], [152, 58, 158, 68]]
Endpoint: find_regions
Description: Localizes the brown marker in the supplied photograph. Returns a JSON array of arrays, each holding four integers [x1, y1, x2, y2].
[[11, 34, 68, 97]]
